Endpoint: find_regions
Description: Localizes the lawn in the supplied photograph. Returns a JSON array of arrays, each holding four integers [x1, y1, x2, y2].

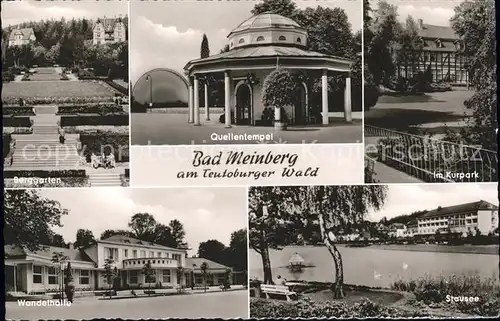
[[365, 89, 474, 132], [30, 73, 62, 81], [2, 80, 117, 98]]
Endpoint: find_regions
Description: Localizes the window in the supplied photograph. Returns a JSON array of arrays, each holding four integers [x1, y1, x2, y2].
[[48, 267, 58, 285], [140, 250, 146, 258], [296, 37, 302, 43], [157, 252, 162, 258], [129, 270, 138, 284], [163, 270, 171, 283], [105, 247, 118, 260], [238, 38, 245, 44], [279, 36, 286, 41], [165, 252, 169, 259], [79, 270, 90, 285], [230, 42, 233, 47], [133, 250, 137, 258], [256, 36, 264, 42], [33, 265, 43, 284], [149, 251, 154, 258], [124, 249, 129, 258]]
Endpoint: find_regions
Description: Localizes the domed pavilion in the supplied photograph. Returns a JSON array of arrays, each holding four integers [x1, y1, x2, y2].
[[184, 12, 354, 127]]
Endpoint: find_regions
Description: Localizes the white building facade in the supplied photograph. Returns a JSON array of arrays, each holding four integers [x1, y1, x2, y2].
[[93, 17, 126, 45]]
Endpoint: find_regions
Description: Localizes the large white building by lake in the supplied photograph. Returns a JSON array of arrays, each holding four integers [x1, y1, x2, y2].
[[5, 235, 239, 294]]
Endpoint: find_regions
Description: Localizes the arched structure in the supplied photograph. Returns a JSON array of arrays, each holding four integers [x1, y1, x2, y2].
[[132, 68, 189, 109], [184, 12, 353, 127], [234, 80, 253, 125]]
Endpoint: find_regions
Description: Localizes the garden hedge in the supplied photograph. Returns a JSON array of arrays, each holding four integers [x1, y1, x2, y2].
[[3, 169, 87, 178], [60, 114, 129, 126], [3, 107, 35, 116], [3, 116, 32, 127], [57, 104, 125, 115], [79, 132, 129, 162], [3, 134, 12, 158], [2, 96, 114, 106]]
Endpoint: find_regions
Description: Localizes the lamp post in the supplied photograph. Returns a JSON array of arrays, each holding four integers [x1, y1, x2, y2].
[[145, 74, 153, 107]]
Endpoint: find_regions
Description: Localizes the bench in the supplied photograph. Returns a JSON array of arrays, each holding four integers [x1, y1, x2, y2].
[[260, 284, 296, 301]]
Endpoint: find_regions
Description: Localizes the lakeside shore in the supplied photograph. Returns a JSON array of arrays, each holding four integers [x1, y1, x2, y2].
[[338, 243, 498, 255]]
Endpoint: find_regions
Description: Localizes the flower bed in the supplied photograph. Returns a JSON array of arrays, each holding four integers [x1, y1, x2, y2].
[[60, 114, 129, 126], [62, 125, 129, 134], [2, 96, 114, 105], [57, 104, 125, 115], [2, 127, 33, 134], [2, 81, 117, 100]]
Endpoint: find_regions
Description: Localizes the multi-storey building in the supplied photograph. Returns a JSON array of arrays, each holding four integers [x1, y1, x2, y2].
[[417, 200, 499, 237], [5, 235, 238, 294], [8, 27, 36, 46], [388, 223, 407, 238], [93, 16, 126, 45], [396, 18, 468, 85]]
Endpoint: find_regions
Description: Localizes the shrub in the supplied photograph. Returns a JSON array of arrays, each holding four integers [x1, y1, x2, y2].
[[261, 69, 297, 112], [364, 67, 380, 111], [60, 115, 129, 126], [3, 116, 32, 127], [78, 69, 96, 80], [391, 275, 500, 316], [21, 73, 31, 81], [57, 104, 125, 115], [79, 131, 129, 162], [3, 107, 35, 116], [2, 71, 15, 82], [250, 298, 425, 318], [60, 73, 69, 81]]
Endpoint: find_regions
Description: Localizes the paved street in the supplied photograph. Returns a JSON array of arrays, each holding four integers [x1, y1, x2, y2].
[[131, 113, 362, 145], [6, 290, 248, 319]]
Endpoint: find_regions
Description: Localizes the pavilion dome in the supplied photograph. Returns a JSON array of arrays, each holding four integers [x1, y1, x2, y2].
[[227, 12, 307, 50]]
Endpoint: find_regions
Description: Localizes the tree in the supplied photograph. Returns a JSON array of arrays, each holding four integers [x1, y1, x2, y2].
[[198, 240, 227, 264], [200, 34, 210, 58], [74, 229, 97, 249], [169, 219, 187, 248], [51, 252, 69, 302], [128, 213, 158, 239], [64, 262, 75, 303], [366, 0, 401, 86], [226, 229, 247, 272], [261, 69, 297, 125], [252, 0, 299, 18], [142, 261, 155, 295], [4, 190, 68, 251], [249, 186, 388, 298], [103, 258, 117, 299], [200, 261, 209, 292], [450, 0, 497, 151], [100, 229, 134, 240]]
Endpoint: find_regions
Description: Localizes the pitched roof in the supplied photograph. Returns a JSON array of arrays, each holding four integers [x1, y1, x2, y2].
[[422, 200, 498, 219], [95, 17, 123, 32], [186, 257, 230, 271], [5, 244, 94, 263], [417, 24, 459, 41], [9, 28, 35, 41], [99, 235, 184, 252], [185, 45, 351, 69]]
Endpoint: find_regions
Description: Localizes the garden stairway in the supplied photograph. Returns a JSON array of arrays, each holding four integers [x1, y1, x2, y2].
[[88, 172, 122, 186], [10, 134, 81, 169]]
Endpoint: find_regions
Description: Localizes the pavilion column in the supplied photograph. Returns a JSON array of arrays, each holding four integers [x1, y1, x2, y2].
[[193, 75, 200, 126], [224, 71, 232, 128], [188, 79, 194, 124], [344, 74, 352, 122], [321, 69, 329, 125], [204, 82, 210, 121]]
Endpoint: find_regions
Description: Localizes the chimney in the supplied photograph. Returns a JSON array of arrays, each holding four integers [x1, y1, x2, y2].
[[417, 19, 423, 30]]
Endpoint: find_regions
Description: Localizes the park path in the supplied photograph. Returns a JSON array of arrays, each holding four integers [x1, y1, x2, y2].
[[372, 161, 422, 183]]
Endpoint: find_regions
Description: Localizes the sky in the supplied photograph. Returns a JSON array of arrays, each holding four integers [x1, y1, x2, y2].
[[370, 0, 461, 26], [366, 184, 498, 222], [130, 0, 362, 84], [38, 187, 247, 256], [2, 0, 128, 26]]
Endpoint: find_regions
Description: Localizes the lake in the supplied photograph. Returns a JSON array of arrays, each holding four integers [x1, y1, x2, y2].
[[249, 245, 499, 288]]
